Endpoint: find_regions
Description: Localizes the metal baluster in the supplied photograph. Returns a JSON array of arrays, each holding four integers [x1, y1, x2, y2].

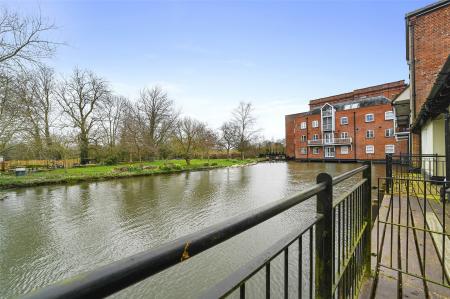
[[285, 248, 288, 299], [406, 179, 410, 273], [423, 180, 427, 276], [240, 283, 245, 299], [266, 263, 271, 299], [298, 236, 302, 299], [309, 227, 313, 299]]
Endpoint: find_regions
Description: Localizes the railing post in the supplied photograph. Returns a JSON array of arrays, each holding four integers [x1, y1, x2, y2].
[[363, 162, 372, 276], [385, 154, 392, 193], [315, 172, 333, 299]]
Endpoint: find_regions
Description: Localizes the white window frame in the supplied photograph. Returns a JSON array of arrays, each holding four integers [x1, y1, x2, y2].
[[312, 120, 319, 128], [312, 147, 319, 154], [366, 145, 375, 154], [300, 122, 306, 129], [341, 146, 349, 155], [300, 147, 307, 155], [340, 117, 348, 125], [385, 144, 395, 154], [365, 113, 374, 122], [385, 128, 394, 137], [366, 130, 374, 139], [312, 134, 319, 141], [324, 146, 335, 158], [340, 132, 348, 138], [301, 135, 307, 142], [385, 111, 394, 120]]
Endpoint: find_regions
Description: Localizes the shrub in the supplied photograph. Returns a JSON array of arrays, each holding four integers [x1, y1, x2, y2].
[[211, 162, 218, 166], [203, 163, 209, 167], [103, 156, 119, 165]]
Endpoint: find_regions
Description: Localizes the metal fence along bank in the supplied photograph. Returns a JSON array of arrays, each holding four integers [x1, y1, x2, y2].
[[25, 164, 372, 299]]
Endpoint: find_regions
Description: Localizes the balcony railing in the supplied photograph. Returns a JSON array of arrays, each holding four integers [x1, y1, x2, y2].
[[307, 137, 352, 146]]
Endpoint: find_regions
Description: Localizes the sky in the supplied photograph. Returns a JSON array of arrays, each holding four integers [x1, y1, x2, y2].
[[5, 0, 434, 140]]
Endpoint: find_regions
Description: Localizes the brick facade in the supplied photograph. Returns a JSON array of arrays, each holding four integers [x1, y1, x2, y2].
[[286, 81, 408, 161], [406, 1, 450, 154]]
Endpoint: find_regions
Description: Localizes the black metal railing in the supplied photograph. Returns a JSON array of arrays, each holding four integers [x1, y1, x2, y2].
[[374, 176, 450, 298], [25, 164, 372, 299], [386, 153, 447, 180]]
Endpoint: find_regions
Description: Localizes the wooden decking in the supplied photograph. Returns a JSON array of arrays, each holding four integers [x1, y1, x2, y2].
[[360, 190, 450, 298]]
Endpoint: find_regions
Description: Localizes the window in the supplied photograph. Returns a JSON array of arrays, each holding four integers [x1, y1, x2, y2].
[[325, 146, 335, 158], [340, 117, 348, 125], [385, 144, 395, 154], [385, 111, 394, 120], [365, 113, 374, 122], [301, 135, 307, 142], [341, 146, 349, 154], [300, 147, 307, 154], [340, 132, 348, 139], [312, 120, 319, 128], [366, 130, 374, 139], [300, 122, 306, 129], [385, 128, 394, 137], [312, 134, 319, 141], [312, 147, 319, 154], [366, 145, 375, 154]]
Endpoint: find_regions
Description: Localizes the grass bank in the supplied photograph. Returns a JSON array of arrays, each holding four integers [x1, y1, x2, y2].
[[0, 159, 259, 190]]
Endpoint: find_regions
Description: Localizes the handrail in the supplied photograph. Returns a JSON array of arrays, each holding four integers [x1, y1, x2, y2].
[[199, 216, 323, 299], [25, 165, 369, 299], [333, 164, 367, 185]]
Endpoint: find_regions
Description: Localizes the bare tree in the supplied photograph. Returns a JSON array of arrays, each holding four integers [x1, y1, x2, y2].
[[16, 66, 56, 158], [0, 74, 20, 155], [120, 102, 146, 162], [0, 8, 58, 71], [219, 121, 238, 158], [231, 102, 258, 159], [198, 126, 218, 161], [99, 95, 128, 151], [173, 117, 204, 165], [56, 68, 109, 164], [138, 86, 178, 158]]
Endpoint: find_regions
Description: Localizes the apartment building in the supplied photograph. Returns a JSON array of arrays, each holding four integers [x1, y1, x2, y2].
[[286, 81, 408, 161]]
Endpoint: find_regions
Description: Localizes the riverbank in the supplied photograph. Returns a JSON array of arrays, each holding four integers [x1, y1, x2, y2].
[[0, 159, 260, 190]]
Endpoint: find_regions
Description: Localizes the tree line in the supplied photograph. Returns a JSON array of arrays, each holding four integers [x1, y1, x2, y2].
[[0, 8, 284, 165]]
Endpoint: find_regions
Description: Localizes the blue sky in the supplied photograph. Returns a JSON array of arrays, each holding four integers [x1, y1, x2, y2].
[[7, 0, 433, 139]]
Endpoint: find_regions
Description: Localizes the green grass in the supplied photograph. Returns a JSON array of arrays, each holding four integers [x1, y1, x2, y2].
[[0, 159, 259, 189]]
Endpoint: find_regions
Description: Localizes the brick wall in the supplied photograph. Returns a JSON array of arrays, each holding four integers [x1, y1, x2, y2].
[[407, 3, 450, 154], [286, 102, 408, 160]]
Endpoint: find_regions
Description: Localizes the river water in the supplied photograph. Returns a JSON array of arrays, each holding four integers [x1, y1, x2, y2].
[[0, 162, 384, 298]]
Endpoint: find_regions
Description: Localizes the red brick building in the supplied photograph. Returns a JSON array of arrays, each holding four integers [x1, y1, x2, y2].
[[400, 0, 450, 156], [286, 81, 408, 161]]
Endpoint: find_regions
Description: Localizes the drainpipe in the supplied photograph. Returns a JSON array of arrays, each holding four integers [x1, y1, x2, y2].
[[353, 111, 357, 161], [445, 112, 450, 182], [306, 116, 309, 161]]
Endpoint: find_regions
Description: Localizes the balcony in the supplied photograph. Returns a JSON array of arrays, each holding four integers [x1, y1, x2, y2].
[[307, 137, 352, 146]]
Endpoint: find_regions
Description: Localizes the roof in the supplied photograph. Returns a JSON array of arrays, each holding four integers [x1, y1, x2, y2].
[[286, 96, 392, 118], [406, 0, 450, 60], [411, 55, 450, 132], [308, 80, 405, 108]]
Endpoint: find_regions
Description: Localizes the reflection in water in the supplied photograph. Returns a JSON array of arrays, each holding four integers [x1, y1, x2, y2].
[[0, 162, 384, 298]]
